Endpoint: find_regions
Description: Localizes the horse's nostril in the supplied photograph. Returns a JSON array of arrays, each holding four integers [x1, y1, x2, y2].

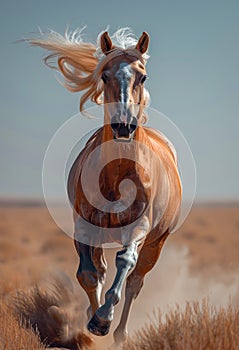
[[129, 123, 137, 133], [111, 123, 119, 131], [111, 116, 119, 129]]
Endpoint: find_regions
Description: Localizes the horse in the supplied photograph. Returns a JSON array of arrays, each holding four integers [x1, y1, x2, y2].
[[27, 28, 182, 344]]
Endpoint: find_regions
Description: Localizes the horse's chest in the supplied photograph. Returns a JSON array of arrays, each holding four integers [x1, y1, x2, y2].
[[79, 158, 151, 227], [80, 176, 149, 228], [85, 198, 146, 228]]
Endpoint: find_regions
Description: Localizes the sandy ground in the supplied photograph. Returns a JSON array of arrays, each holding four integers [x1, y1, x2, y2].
[[0, 200, 238, 349]]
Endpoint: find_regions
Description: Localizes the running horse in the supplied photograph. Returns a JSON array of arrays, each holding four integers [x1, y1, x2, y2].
[[28, 28, 182, 343]]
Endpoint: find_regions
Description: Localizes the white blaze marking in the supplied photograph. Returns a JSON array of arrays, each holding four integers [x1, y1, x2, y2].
[[115, 63, 133, 124]]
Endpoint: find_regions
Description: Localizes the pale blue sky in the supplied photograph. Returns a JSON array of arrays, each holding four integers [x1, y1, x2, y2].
[[0, 0, 238, 201]]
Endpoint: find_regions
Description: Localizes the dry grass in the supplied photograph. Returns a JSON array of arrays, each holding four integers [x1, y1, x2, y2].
[[123, 300, 239, 350], [13, 279, 93, 349], [0, 299, 45, 350]]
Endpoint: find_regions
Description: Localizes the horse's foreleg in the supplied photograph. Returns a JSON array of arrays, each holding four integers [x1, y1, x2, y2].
[[87, 241, 138, 336], [113, 230, 170, 344], [87, 216, 150, 337], [75, 242, 107, 317]]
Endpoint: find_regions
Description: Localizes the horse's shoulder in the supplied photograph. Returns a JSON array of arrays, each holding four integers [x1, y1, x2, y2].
[[144, 126, 177, 163], [67, 127, 103, 203], [85, 127, 103, 146]]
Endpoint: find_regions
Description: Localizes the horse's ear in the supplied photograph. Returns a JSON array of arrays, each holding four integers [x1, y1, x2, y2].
[[135, 32, 150, 54], [101, 32, 113, 55]]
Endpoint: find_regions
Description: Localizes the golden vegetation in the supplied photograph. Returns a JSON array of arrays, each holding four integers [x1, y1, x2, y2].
[[0, 298, 45, 350], [123, 300, 239, 350], [13, 281, 93, 349], [1, 289, 238, 350], [0, 279, 93, 350]]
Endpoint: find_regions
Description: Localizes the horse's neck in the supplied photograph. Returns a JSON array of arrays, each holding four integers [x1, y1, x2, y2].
[[96, 115, 152, 206], [100, 108, 151, 174], [101, 123, 150, 182]]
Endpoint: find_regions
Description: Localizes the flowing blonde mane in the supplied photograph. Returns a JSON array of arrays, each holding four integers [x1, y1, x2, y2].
[[26, 27, 150, 112]]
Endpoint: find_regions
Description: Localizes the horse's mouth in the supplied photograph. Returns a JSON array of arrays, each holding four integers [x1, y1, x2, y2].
[[113, 135, 133, 143], [111, 120, 137, 142]]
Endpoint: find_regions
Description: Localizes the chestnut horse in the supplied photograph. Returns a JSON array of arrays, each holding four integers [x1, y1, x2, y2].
[[28, 28, 182, 343]]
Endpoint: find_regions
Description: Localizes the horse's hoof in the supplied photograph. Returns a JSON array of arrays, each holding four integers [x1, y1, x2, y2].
[[113, 328, 128, 345], [87, 313, 111, 336]]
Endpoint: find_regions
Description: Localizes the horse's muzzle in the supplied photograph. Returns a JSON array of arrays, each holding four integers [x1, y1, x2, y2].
[[111, 116, 138, 142]]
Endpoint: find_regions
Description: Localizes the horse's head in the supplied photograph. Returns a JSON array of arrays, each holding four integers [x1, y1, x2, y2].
[[100, 31, 150, 142]]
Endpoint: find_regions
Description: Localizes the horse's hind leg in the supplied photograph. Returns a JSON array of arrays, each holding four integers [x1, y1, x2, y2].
[[113, 231, 170, 344], [75, 241, 107, 317]]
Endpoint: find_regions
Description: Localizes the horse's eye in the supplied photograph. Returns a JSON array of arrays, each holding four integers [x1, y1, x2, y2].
[[140, 75, 148, 84], [102, 71, 109, 84]]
